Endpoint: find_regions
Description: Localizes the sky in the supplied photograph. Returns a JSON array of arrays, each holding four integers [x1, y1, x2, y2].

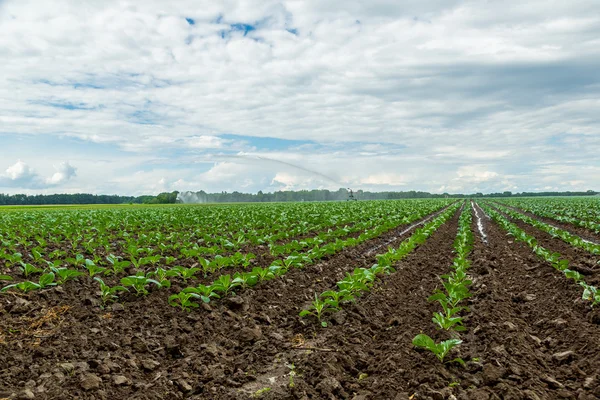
[[1, 0, 599, 196]]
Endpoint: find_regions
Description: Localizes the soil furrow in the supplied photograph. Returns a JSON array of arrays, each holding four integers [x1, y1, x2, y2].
[[225, 207, 462, 399], [445, 202, 600, 399], [178, 202, 455, 288], [486, 203, 600, 285], [492, 201, 600, 245], [0, 205, 453, 400]]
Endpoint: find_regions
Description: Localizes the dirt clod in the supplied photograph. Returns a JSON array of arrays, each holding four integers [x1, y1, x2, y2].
[[80, 373, 102, 391], [583, 376, 596, 389], [316, 376, 342, 395], [141, 359, 160, 371], [553, 350, 575, 363], [176, 379, 193, 392], [482, 364, 506, 385], [523, 390, 541, 400], [541, 375, 564, 389], [17, 389, 35, 400], [239, 326, 262, 342], [331, 310, 347, 325], [226, 296, 248, 311], [58, 362, 75, 374], [112, 375, 130, 386], [9, 298, 34, 314]]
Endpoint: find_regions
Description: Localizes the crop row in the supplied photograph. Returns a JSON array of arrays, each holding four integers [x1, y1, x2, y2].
[[1, 201, 454, 307], [0, 209, 386, 280], [498, 197, 600, 233], [169, 202, 458, 311], [413, 202, 474, 364], [0, 201, 449, 294], [0, 202, 366, 266], [479, 202, 600, 306], [297, 202, 461, 326], [490, 202, 600, 256], [0, 200, 452, 273]]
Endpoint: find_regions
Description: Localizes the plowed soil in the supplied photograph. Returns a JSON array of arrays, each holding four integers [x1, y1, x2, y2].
[[493, 202, 600, 245], [1, 203, 599, 400], [488, 203, 600, 286]]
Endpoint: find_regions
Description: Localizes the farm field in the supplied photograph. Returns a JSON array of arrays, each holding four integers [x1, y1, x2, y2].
[[1, 198, 600, 400]]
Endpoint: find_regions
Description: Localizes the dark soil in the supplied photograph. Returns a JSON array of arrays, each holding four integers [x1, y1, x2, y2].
[[0, 206, 451, 400], [490, 201, 600, 244], [487, 203, 600, 285], [2, 202, 599, 400]]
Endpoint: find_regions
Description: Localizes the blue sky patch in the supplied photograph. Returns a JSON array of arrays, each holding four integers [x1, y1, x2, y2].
[[30, 100, 96, 111], [73, 82, 105, 90], [230, 23, 256, 36], [221, 134, 316, 150], [127, 110, 160, 125]]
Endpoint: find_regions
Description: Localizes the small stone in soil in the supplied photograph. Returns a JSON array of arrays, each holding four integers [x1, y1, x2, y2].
[[541, 375, 563, 389], [18, 389, 35, 400], [176, 379, 193, 392], [80, 373, 102, 391], [141, 359, 161, 371], [583, 376, 596, 388], [112, 375, 130, 386], [59, 362, 75, 373], [552, 350, 575, 363]]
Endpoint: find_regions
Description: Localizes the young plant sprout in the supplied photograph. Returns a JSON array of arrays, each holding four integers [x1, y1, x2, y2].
[[412, 334, 463, 364], [95, 277, 128, 304]]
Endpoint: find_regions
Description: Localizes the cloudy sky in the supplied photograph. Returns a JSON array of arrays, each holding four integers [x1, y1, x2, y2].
[[1, 0, 599, 196]]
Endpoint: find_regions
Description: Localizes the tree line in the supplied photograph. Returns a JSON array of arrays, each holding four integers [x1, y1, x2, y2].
[[0, 192, 178, 206], [0, 189, 596, 206]]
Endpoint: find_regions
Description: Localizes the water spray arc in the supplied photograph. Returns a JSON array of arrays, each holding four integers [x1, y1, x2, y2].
[[177, 153, 359, 203], [225, 154, 343, 186]]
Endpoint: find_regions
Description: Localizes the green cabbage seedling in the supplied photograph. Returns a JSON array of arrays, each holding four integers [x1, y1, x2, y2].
[[1, 272, 55, 293], [211, 274, 240, 295], [182, 284, 220, 303], [169, 292, 201, 311], [18, 262, 43, 277], [299, 293, 336, 327], [94, 277, 128, 304], [412, 333, 462, 363], [120, 274, 160, 296], [84, 259, 106, 277], [51, 267, 84, 284]]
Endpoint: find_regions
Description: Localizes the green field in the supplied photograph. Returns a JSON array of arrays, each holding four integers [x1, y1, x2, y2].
[[1, 197, 599, 398]]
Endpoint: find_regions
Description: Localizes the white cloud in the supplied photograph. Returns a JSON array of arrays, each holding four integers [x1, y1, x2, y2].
[[271, 172, 322, 190], [4, 160, 37, 182], [0, 160, 77, 189], [360, 173, 408, 186], [455, 166, 499, 183], [0, 0, 598, 194], [185, 136, 232, 149], [46, 161, 77, 185]]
